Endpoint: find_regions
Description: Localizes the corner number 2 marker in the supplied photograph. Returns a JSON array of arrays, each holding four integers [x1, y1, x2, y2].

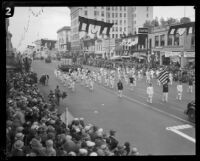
[[6, 7, 11, 16]]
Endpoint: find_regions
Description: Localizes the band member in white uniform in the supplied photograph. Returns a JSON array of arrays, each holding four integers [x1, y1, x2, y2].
[[176, 81, 183, 101], [147, 82, 154, 103], [169, 72, 173, 85]]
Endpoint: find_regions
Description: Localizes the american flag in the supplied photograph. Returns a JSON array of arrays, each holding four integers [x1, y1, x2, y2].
[[158, 67, 169, 85]]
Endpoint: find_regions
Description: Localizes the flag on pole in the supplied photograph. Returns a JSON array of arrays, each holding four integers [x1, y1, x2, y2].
[[158, 67, 169, 85]]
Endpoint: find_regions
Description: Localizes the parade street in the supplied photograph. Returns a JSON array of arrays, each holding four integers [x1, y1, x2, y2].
[[32, 60, 195, 155]]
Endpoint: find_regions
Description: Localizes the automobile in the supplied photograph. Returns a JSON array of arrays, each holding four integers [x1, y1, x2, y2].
[[184, 100, 195, 123]]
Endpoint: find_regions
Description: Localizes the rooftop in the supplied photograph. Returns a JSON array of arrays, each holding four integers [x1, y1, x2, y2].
[[57, 26, 71, 33]]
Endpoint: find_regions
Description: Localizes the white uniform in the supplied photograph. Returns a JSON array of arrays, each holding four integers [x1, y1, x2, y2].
[[176, 84, 183, 100], [147, 86, 154, 103], [169, 73, 173, 85]]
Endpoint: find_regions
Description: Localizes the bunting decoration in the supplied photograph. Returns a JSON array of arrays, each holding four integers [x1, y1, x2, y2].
[[79, 16, 114, 40], [168, 22, 195, 36]]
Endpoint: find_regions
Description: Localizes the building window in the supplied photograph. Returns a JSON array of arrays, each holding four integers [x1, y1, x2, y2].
[[120, 13, 122, 17], [124, 27, 126, 31], [124, 20, 126, 24], [155, 36, 159, 47], [116, 34, 118, 38], [112, 27, 114, 31], [124, 7, 126, 11], [115, 7, 117, 10], [120, 20, 122, 25], [113, 34, 114, 38], [168, 35, 173, 46], [102, 19, 104, 22], [120, 7, 122, 11], [112, 7, 114, 10], [85, 11, 87, 16], [107, 7, 110, 10], [115, 13, 118, 17], [112, 13, 114, 18], [120, 27, 122, 31], [124, 13, 126, 17], [94, 11, 96, 16], [101, 11, 104, 16], [116, 27, 118, 31], [107, 13, 110, 18], [147, 13, 148, 18], [160, 35, 165, 46], [147, 7, 149, 11], [174, 34, 180, 46]]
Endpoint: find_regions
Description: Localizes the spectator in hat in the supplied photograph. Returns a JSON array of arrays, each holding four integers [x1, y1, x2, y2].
[[129, 147, 139, 156], [78, 148, 88, 156], [68, 151, 76, 156], [89, 152, 98, 156], [11, 140, 25, 156], [29, 138, 46, 156], [124, 142, 131, 156], [45, 139, 56, 156], [106, 130, 118, 151]]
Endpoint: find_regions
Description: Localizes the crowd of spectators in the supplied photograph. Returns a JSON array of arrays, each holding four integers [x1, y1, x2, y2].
[[6, 70, 140, 156]]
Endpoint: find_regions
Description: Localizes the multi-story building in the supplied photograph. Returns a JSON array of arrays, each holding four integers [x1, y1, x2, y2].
[[132, 6, 153, 34], [33, 39, 57, 58], [57, 26, 71, 56], [70, 6, 153, 57], [148, 22, 195, 67]]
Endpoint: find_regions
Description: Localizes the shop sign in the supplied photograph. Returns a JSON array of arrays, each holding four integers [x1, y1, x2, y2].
[[138, 28, 148, 34], [184, 52, 195, 58], [164, 51, 181, 57]]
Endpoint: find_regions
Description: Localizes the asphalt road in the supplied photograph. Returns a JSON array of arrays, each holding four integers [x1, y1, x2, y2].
[[32, 60, 195, 155]]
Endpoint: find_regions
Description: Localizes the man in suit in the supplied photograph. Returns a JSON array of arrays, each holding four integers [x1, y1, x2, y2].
[[117, 80, 123, 98], [54, 85, 61, 106], [162, 82, 169, 102]]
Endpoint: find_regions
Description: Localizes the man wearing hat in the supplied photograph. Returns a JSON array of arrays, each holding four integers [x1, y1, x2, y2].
[[106, 130, 119, 151], [11, 140, 25, 156], [117, 79, 123, 98], [78, 148, 88, 156]]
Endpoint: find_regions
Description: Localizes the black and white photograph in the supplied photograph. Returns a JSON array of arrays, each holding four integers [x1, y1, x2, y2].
[[5, 4, 195, 156]]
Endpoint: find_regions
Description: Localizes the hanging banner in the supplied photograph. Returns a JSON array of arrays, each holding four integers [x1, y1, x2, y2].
[[79, 16, 114, 40], [168, 22, 195, 35]]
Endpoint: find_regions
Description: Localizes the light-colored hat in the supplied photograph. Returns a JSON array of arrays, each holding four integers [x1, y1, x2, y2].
[[68, 151, 76, 156], [75, 128, 81, 133], [89, 152, 98, 156], [79, 117, 84, 120], [79, 148, 88, 155], [31, 124, 39, 130], [86, 141, 95, 147], [46, 139, 53, 147], [15, 133, 24, 140], [74, 118, 79, 121], [16, 126, 24, 132], [66, 135, 72, 140], [13, 140, 24, 149]]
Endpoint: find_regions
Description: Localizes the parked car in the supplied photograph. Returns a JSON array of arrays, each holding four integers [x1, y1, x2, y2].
[[184, 100, 195, 123]]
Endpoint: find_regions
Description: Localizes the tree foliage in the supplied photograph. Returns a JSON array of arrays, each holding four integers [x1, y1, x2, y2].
[[180, 17, 191, 24]]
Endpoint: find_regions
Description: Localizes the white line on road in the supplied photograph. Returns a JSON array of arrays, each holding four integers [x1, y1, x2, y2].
[[98, 83, 195, 126], [166, 128, 195, 143]]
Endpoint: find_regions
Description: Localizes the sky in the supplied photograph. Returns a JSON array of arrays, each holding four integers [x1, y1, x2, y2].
[[8, 6, 195, 52]]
